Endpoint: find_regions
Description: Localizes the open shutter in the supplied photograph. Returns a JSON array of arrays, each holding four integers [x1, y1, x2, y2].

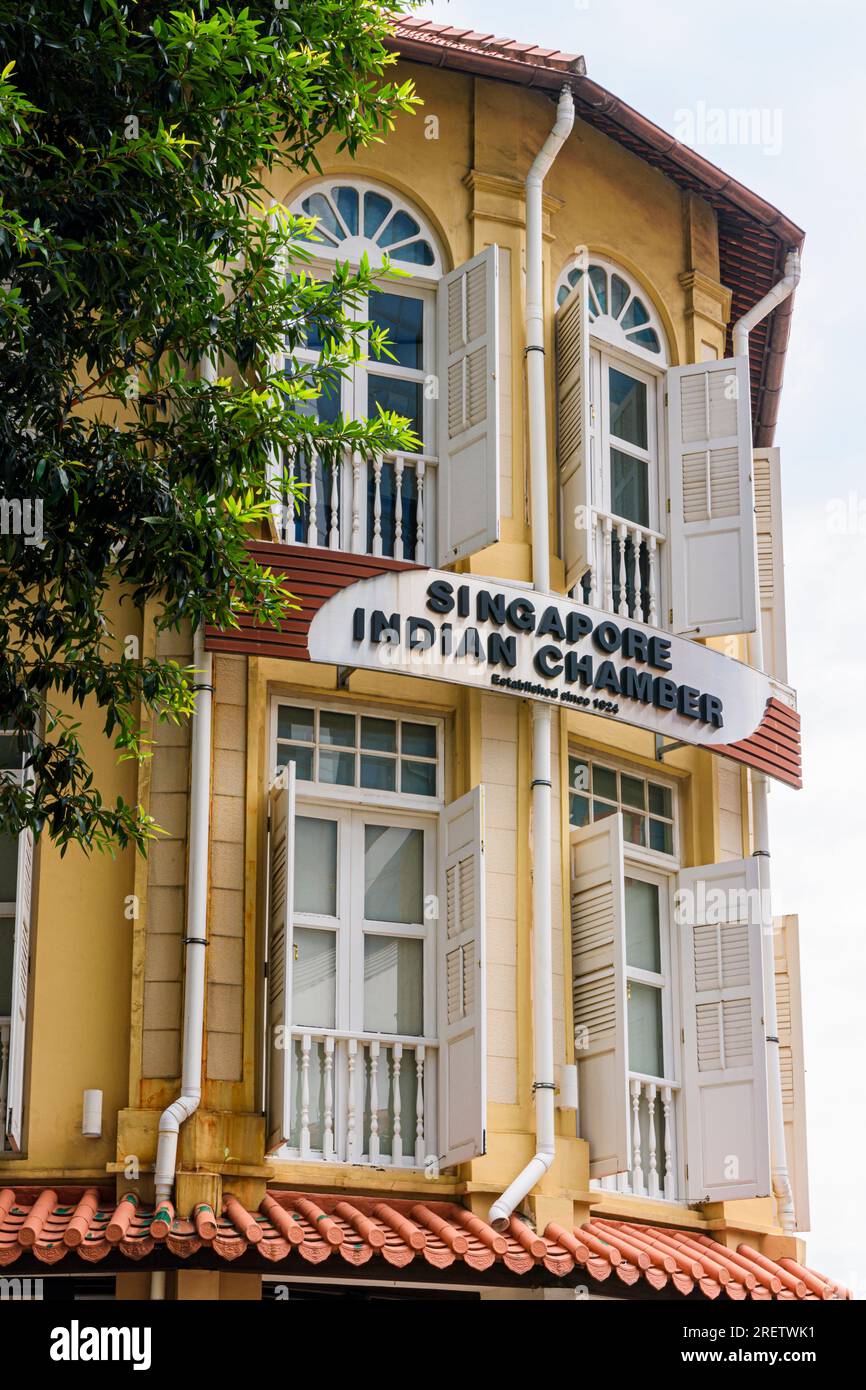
[[679, 857, 771, 1201], [437, 785, 486, 1167], [436, 246, 500, 564], [265, 763, 296, 1153], [556, 276, 592, 591], [5, 813, 34, 1152], [774, 914, 810, 1230], [667, 357, 758, 638], [570, 814, 629, 1178], [754, 447, 788, 683]]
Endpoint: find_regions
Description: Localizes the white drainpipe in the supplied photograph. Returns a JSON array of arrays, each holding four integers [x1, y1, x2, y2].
[[489, 85, 574, 1232], [731, 247, 801, 1234], [153, 624, 213, 1206]]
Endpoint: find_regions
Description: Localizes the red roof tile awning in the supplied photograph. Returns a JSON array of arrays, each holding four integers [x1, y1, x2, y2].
[[0, 1187, 848, 1299]]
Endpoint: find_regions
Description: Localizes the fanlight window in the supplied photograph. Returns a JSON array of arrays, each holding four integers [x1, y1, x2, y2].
[[556, 259, 667, 362], [290, 179, 442, 278]]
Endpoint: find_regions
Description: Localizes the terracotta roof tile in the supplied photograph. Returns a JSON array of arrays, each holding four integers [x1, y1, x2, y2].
[[0, 1188, 847, 1298]]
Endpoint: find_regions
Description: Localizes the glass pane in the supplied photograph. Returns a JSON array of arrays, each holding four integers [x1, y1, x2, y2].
[[364, 191, 392, 239], [332, 185, 359, 236], [0, 832, 18, 901], [360, 755, 396, 792], [277, 706, 314, 742], [393, 240, 435, 267], [367, 374, 422, 435], [0, 915, 13, 1014], [364, 825, 423, 923], [319, 710, 355, 747], [649, 819, 673, 855], [0, 735, 24, 769], [611, 274, 630, 318], [569, 757, 590, 793], [294, 817, 338, 916], [627, 327, 661, 353], [625, 878, 661, 972], [611, 448, 649, 527], [401, 722, 436, 758], [277, 744, 313, 780], [628, 982, 664, 1077], [292, 926, 336, 1028], [370, 292, 424, 371], [377, 210, 421, 248], [622, 296, 650, 331], [648, 783, 672, 818], [592, 765, 617, 800], [622, 810, 647, 847], [570, 794, 590, 828], [620, 774, 645, 809], [588, 265, 607, 314], [319, 749, 355, 786], [363, 935, 424, 1035], [301, 193, 341, 242], [593, 800, 616, 821], [609, 368, 648, 449], [400, 760, 437, 797], [361, 717, 397, 753]]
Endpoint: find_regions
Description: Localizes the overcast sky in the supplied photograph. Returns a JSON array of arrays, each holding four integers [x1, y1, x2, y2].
[[416, 0, 866, 1285]]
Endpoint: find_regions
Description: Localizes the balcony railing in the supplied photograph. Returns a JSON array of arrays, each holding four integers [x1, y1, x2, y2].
[[577, 508, 665, 627], [590, 1074, 682, 1202], [285, 1027, 438, 1169], [270, 448, 437, 564], [0, 1017, 9, 1153]]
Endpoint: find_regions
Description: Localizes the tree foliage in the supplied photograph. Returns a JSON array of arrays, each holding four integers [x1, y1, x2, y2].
[[0, 1, 419, 852]]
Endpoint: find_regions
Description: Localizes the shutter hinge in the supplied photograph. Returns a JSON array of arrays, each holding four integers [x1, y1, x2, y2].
[[669, 608, 673, 624], [666, 497, 671, 513], [263, 960, 268, 980], [681, 1028, 685, 1044], [684, 1163, 689, 1181], [266, 811, 271, 833]]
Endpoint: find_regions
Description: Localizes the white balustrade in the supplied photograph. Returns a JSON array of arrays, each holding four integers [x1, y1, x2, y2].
[[581, 508, 665, 628], [288, 1028, 437, 1169], [270, 448, 436, 563], [591, 1074, 681, 1202], [0, 1018, 9, 1153]]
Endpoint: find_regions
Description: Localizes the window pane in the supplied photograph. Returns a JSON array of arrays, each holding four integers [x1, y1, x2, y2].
[[628, 982, 664, 1077], [319, 710, 355, 747], [0, 832, 18, 902], [364, 935, 423, 1035], [625, 878, 661, 972], [570, 794, 590, 827], [0, 735, 24, 769], [648, 783, 672, 818], [370, 292, 423, 371], [291, 926, 336, 1028], [361, 717, 397, 753], [592, 765, 617, 800], [0, 915, 13, 1014], [400, 760, 437, 797], [401, 722, 436, 759], [593, 800, 616, 821], [393, 239, 434, 267], [611, 448, 649, 527], [277, 744, 313, 780], [319, 749, 355, 786], [377, 210, 420, 249], [621, 297, 650, 331], [332, 185, 359, 236], [621, 774, 645, 809], [622, 810, 647, 847], [364, 191, 391, 239], [588, 265, 607, 314], [360, 755, 396, 792], [611, 274, 630, 318], [649, 819, 673, 855], [277, 706, 314, 742], [301, 192, 341, 242], [294, 817, 338, 916], [367, 374, 422, 436], [364, 825, 423, 923], [609, 369, 648, 450]]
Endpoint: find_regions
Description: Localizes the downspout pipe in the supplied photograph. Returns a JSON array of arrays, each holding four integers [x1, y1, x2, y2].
[[489, 85, 574, 1233], [731, 249, 801, 1234], [153, 624, 213, 1206]]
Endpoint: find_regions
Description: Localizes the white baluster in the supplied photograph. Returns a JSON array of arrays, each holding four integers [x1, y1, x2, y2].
[[371, 458, 383, 557], [617, 523, 629, 617], [393, 456, 405, 560], [630, 1077, 644, 1195], [323, 1035, 335, 1161], [299, 1034, 311, 1159], [603, 516, 614, 612], [391, 1042, 403, 1166], [414, 1044, 426, 1168], [648, 535, 659, 628], [646, 1082, 659, 1198], [350, 451, 362, 554], [369, 1039, 380, 1162], [328, 459, 340, 550], [306, 456, 319, 547], [415, 459, 425, 561], [346, 1037, 358, 1162], [662, 1085, 675, 1200], [631, 526, 644, 622], [0, 1025, 9, 1145]]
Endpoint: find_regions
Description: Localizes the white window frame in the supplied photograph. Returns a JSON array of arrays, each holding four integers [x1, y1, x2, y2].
[[622, 861, 680, 1091], [591, 345, 663, 536], [567, 748, 680, 869]]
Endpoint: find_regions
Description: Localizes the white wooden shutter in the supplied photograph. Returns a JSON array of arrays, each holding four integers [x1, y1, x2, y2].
[[667, 357, 758, 638], [570, 814, 629, 1178], [556, 276, 592, 591], [265, 763, 296, 1153], [754, 447, 788, 683], [774, 913, 810, 1231], [437, 785, 487, 1166], [679, 857, 771, 1201], [5, 802, 34, 1152], [436, 246, 500, 564]]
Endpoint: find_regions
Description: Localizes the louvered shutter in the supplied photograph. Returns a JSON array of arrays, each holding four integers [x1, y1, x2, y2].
[[265, 763, 296, 1153], [753, 447, 788, 683], [436, 247, 500, 564], [437, 785, 486, 1166], [774, 914, 810, 1230], [5, 772, 34, 1152], [679, 857, 771, 1201], [570, 815, 629, 1178], [556, 276, 593, 591], [667, 358, 758, 638]]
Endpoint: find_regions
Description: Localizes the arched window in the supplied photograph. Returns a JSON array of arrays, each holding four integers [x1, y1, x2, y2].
[[556, 257, 667, 365], [289, 178, 443, 278]]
